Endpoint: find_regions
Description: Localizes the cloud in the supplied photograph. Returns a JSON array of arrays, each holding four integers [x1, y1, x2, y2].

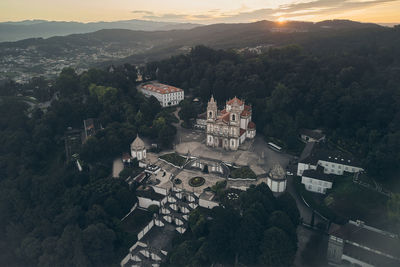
[[131, 10, 154, 15], [131, 0, 398, 23], [143, 13, 188, 21]]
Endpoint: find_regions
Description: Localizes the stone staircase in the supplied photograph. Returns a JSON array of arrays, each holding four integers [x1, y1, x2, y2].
[[122, 189, 200, 266]]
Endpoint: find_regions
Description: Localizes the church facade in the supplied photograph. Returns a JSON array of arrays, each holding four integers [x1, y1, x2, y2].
[[206, 96, 256, 150]]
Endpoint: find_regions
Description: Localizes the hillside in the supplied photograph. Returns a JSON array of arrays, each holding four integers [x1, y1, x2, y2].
[[0, 19, 391, 82], [0, 19, 200, 42]]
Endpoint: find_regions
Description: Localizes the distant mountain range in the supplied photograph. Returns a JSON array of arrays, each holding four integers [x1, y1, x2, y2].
[[0, 19, 201, 42], [2, 19, 397, 83]]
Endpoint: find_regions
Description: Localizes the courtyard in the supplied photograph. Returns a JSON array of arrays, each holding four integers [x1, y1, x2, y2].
[[174, 130, 293, 176]]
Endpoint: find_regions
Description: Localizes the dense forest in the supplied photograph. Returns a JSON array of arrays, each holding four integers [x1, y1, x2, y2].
[[166, 184, 300, 266], [0, 65, 177, 265], [143, 32, 400, 182], [1, 24, 400, 265]]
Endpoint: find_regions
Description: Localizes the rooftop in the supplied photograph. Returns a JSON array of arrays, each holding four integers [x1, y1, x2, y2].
[[330, 221, 400, 266], [227, 97, 244, 106], [199, 190, 216, 201], [269, 164, 286, 180], [131, 134, 145, 150], [302, 165, 334, 182], [300, 143, 362, 168], [140, 82, 183, 95]]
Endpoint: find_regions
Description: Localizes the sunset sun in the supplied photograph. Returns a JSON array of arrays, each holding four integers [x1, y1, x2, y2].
[[277, 17, 287, 23]]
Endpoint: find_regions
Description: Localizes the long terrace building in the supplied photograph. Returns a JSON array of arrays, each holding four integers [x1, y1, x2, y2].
[[138, 82, 184, 107]]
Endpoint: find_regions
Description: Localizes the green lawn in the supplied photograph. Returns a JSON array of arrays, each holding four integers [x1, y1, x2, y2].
[[121, 208, 153, 235], [327, 175, 388, 224], [230, 166, 257, 179], [159, 153, 187, 167], [294, 174, 389, 226]]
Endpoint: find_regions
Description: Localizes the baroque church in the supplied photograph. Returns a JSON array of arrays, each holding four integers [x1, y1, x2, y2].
[[206, 96, 256, 150]]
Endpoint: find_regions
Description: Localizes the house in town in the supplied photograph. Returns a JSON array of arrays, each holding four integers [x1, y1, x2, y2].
[[82, 118, 102, 143], [206, 96, 256, 150]]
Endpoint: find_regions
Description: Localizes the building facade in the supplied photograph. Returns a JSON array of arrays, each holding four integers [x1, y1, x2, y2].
[[297, 143, 364, 177], [131, 134, 146, 161], [301, 166, 333, 194], [138, 82, 184, 107], [267, 164, 287, 193], [206, 96, 256, 150]]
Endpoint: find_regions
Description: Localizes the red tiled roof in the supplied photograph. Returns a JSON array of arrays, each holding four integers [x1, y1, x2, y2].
[[248, 121, 256, 129], [240, 128, 246, 136], [227, 97, 244, 106], [241, 110, 251, 117], [244, 105, 251, 111], [220, 109, 227, 114], [221, 113, 230, 123], [141, 82, 183, 94]]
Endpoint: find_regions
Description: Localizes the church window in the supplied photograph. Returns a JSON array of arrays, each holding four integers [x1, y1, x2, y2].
[[209, 111, 212, 118], [232, 114, 236, 121]]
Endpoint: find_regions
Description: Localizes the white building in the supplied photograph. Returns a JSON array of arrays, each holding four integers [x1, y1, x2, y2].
[[138, 82, 184, 107], [301, 166, 333, 194], [267, 164, 287, 193], [206, 96, 256, 151], [297, 143, 363, 177], [131, 134, 146, 161]]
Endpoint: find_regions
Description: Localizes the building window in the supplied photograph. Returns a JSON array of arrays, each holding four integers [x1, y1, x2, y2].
[[209, 111, 212, 118], [232, 114, 236, 121]]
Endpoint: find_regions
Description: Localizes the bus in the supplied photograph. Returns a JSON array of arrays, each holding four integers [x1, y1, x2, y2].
[[268, 142, 282, 152]]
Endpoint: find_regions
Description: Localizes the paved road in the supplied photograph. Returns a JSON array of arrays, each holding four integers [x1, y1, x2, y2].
[[286, 173, 326, 226]]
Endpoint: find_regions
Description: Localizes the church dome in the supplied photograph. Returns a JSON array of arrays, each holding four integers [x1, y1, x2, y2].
[[269, 164, 286, 180], [131, 134, 145, 150]]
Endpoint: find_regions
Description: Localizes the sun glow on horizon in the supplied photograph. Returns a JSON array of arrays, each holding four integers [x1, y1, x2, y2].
[[276, 17, 287, 24]]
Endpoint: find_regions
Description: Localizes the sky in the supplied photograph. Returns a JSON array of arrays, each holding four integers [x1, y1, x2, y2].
[[1, 0, 399, 24]]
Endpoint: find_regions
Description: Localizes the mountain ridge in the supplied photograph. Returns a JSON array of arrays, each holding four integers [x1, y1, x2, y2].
[[0, 19, 201, 42]]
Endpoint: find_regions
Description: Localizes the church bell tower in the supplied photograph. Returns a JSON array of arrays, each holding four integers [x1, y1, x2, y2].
[[207, 95, 217, 121]]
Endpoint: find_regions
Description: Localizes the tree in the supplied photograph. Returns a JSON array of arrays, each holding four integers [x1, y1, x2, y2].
[[236, 213, 264, 265], [179, 100, 197, 125], [268, 210, 297, 243], [276, 193, 301, 226], [56, 68, 81, 97], [258, 227, 296, 267], [148, 204, 159, 215], [388, 193, 400, 233]]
